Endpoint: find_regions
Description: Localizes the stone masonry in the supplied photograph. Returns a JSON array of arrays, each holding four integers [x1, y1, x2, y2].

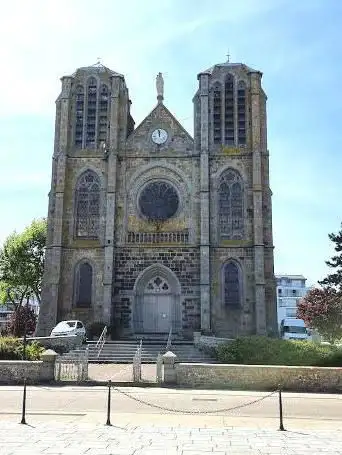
[[37, 59, 277, 338]]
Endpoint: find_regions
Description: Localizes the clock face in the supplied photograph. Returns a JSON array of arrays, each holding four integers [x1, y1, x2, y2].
[[151, 128, 168, 144]]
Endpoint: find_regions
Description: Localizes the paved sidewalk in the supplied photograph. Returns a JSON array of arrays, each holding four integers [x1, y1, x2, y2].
[[0, 421, 342, 454], [88, 364, 157, 382]]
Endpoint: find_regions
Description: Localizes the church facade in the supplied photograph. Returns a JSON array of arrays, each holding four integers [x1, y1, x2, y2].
[[36, 59, 277, 338]]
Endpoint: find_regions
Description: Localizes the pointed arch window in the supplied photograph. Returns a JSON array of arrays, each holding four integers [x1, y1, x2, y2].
[[224, 74, 235, 145], [98, 84, 109, 144], [75, 170, 100, 238], [212, 82, 222, 144], [218, 169, 244, 240], [75, 85, 84, 147], [86, 77, 97, 148], [237, 81, 246, 145], [223, 261, 242, 307], [75, 261, 93, 307]]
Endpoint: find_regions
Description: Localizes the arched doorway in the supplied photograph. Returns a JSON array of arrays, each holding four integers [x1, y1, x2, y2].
[[133, 265, 181, 334]]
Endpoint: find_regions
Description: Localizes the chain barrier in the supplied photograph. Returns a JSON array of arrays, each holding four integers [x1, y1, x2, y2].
[[112, 386, 278, 415]]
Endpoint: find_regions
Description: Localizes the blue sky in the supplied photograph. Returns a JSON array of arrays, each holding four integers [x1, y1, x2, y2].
[[0, 0, 341, 286]]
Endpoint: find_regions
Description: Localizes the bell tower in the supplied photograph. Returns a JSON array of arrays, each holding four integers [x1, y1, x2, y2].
[[37, 62, 134, 336], [194, 59, 276, 337]]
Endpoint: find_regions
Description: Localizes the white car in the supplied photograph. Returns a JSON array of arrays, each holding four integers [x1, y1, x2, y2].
[[51, 320, 86, 341]]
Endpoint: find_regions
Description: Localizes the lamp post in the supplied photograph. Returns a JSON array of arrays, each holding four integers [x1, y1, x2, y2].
[[23, 295, 30, 361]]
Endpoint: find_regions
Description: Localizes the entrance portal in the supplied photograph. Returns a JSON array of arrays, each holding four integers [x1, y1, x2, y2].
[[133, 265, 181, 334]]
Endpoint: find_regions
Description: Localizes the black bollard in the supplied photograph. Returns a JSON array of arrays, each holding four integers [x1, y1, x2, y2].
[[106, 380, 112, 426], [20, 378, 27, 425], [278, 388, 286, 431]]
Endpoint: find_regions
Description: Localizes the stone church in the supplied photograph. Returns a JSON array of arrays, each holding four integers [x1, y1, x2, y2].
[[36, 59, 277, 338]]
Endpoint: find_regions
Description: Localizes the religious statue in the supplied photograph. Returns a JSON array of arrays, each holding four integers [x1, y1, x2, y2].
[[156, 72, 164, 100]]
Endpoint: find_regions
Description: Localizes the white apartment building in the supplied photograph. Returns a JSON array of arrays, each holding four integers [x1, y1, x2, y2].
[[276, 275, 311, 327]]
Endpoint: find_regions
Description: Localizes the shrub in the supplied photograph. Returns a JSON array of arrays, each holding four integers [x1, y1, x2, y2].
[[86, 321, 106, 340], [6, 306, 37, 337], [216, 336, 342, 367], [0, 337, 44, 360]]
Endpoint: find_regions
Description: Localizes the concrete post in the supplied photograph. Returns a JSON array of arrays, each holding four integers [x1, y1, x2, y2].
[[41, 349, 58, 382], [162, 351, 177, 385]]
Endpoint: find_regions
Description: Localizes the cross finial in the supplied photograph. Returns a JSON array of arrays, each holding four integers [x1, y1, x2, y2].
[[96, 57, 102, 65], [226, 50, 230, 63]]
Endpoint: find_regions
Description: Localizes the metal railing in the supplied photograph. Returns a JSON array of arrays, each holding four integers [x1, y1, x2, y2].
[[96, 325, 107, 359], [166, 325, 172, 351]]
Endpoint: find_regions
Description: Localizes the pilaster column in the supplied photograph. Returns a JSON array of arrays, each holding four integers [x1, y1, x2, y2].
[[37, 77, 72, 335], [199, 73, 211, 332], [251, 72, 266, 335], [102, 76, 120, 324]]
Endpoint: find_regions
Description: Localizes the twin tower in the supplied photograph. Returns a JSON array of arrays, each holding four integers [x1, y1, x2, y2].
[[37, 60, 277, 338]]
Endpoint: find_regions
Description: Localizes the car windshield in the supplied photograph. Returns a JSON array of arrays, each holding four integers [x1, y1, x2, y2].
[[284, 326, 307, 334], [65, 321, 76, 328]]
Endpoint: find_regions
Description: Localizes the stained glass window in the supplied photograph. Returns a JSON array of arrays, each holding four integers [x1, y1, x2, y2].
[[75, 170, 100, 238], [139, 181, 179, 221], [212, 82, 222, 144], [74, 78, 110, 149], [98, 84, 109, 144], [145, 276, 170, 293], [75, 85, 84, 147], [224, 74, 235, 145], [237, 81, 246, 145], [86, 77, 97, 148], [75, 262, 92, 307], [219, 169, 244, 240], [223, 262, 241, 307]]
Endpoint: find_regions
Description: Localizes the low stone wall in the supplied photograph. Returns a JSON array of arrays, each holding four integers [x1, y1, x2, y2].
[[27, 335, 81, 353], [175, 363, 342, 392], [0, 350, 57, 385]]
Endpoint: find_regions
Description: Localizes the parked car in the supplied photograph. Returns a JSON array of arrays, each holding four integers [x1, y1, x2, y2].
[[280, 318, 312, 341], [51, 320, 86, 342]]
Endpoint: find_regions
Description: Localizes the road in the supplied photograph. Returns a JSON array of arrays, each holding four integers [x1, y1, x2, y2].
[[1, 386, 342, 454], [0, 385, 341, 429]]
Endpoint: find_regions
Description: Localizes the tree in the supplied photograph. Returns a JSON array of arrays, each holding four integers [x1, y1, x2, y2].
[[319, 223, 342, 290], [297, 287, 342, 344], [5, 304, 37, 337], [0, 218, 47, 307]]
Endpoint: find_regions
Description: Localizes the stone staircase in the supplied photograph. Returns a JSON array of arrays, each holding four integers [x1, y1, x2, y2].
[[62, 339, 217, 364]]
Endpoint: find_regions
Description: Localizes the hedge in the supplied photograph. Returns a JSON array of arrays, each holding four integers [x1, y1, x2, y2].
[[0, 337, 44, 361], [216, 336, 342, 367]]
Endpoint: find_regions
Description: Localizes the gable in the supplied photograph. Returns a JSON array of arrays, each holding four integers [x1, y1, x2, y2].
[[125, 102, 194, 155]]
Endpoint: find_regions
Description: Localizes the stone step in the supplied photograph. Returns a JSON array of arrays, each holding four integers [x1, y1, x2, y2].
[[62, 340, 216, 364]]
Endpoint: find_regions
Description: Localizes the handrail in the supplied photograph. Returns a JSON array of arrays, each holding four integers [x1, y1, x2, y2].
[[166, 325, 172, 351], [96, 325, 107, 358]]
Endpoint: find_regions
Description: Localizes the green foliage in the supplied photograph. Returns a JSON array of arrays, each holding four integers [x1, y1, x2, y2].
[[297, 288, 342, 344], [0, 337, 44, 360], [216, 336, 342, 367], [0, 218, 47, 306], [320, 223, 342, 290], [86, 321, 106, 340]]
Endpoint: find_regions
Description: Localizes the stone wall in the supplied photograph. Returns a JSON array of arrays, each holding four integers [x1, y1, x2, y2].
[[27, 335, 82, 353], [0, 352, 56, 385], [113, 247, 200, 331], [174, 363, 342, 392]]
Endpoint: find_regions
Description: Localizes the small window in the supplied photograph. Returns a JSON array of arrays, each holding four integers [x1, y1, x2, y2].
[[223, 261, 242, 307], [75, 262, 93, 307], [278, 288, 282, 295]]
